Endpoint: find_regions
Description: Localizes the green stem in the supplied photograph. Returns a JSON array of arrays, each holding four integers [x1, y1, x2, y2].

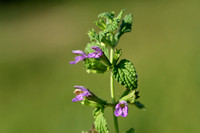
[[110, 48, 119, 133]]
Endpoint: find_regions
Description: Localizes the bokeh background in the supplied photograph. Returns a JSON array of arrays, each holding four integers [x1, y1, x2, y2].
[[0, 0, 200, 133]]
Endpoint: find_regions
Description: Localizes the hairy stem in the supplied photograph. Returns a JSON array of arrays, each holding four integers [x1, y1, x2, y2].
[[110, 48, 119, 133]]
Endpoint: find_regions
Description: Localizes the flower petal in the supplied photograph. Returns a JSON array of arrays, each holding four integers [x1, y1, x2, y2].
[[70, 55, 86, 64], [72, 94, 84, 102], [121, 106, 128, 117], [115, 103, 121, 109], [82, 91, 91, 97], [91, 46, 102, 52], [73, 86, 91, 97], [69, 61, 78, 64], [87, 46, 103, 58], [72, 97, 78, 102], [114, 108, 122, 117], [89, 53, 102, 58], [72, 50, 86, 55], [120, 100, 128, 106]]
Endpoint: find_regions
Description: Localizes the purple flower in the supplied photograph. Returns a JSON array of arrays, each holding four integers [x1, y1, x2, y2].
[[87, 46, 103, 58], [70, 50, 87, 64], [70, 46, 103, 64], [72, 86, 91, 102], [114, 100, 129, 117]]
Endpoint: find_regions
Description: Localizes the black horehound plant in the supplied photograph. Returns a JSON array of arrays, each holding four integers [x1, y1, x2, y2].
[[69, 9, 145, 133]]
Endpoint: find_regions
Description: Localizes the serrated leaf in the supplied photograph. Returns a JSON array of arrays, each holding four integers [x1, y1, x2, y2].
[[122, 14, 133, 33], [98, 11, 114, 21], [88, 30, 107, 43], [124, 128, 135, 133], [105, 20, 118, 32], [87, 30, 110, 47], [124, 14, 133, 24], [93, 108, 109, 133], [113, 59, 138, 90], [117, 14, 133, 39], [88, 29, 98, 42]]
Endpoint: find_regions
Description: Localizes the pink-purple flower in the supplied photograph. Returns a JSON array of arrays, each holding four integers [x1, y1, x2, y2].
[[72, 86, 91, 102], [69, 50, 87, 64], [114, 100, 129, 117], [70, 46, 103, 64], [87, 46, 103, 58]]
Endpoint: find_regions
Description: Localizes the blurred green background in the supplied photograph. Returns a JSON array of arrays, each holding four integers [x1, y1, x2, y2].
[[0, 0, 200, 133]]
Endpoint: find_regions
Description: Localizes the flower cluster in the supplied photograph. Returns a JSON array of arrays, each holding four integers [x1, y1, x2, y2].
[[70, 46, 103, 64]]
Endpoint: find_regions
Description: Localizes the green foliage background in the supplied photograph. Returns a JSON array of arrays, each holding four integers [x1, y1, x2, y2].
[[0, 0, 200, 132]]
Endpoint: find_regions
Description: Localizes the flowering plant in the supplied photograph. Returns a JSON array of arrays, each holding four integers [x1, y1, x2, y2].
[[70, 9, 145, 133]]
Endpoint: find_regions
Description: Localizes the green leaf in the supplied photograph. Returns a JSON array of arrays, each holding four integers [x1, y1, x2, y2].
[[99, 19, 106, 26], [88, 29, 107, 44], [95, 21, 105, 30], [98, 11, 120, 33], [124, 14, 133, 24], [105, 20, 118, 32], [98, 31, 108, 44], [98, 11, 114, 21], [117, 14, 133, 39], [124, 128, 135, 133], [116, 9, 125, 20], [93, 108, 109, 133], [120, 90, 136, 104], [87, 30, 112, 49], [121, 14, 133, 33], [88, 29, 98, 42], [113, 59, 138, 90]]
